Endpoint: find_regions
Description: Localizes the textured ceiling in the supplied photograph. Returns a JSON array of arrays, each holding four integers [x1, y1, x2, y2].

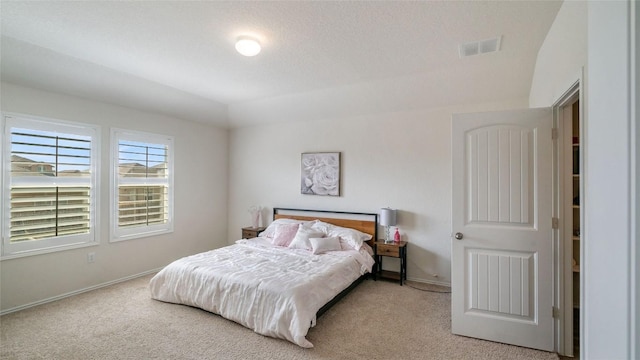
[[0, 1, 562, 128]]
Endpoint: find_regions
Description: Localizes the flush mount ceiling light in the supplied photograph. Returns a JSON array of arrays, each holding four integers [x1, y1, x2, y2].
[[235, 36, 261, 57]]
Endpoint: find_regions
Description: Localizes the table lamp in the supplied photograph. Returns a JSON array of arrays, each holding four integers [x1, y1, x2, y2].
[[380, 208, 397, 244]]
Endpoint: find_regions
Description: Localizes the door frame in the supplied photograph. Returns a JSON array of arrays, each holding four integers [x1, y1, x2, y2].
[[551, 77, 584, 356]]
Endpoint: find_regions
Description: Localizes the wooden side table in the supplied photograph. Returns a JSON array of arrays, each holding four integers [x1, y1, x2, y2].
[[241, 226, 266, 239], [374, 241, 407, 285]]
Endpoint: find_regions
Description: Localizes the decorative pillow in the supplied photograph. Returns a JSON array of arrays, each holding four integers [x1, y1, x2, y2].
[[288, 225, 325, 251], [259, 218, 314, 238], [271, 223, 300, 247], [339, 240, 358, 251], [311, 221, 372, 250], [309, 236, 341, 254]]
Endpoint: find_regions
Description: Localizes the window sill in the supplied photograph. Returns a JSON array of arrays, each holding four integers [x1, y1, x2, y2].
[[1, 241, 99, 261], [110, 228, 173, 243]]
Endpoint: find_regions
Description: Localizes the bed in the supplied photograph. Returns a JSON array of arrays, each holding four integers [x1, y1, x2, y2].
[[149, 208, 378, 348]]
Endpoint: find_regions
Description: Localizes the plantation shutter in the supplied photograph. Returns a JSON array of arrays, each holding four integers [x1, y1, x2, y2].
[[112, 129, 173, 241], [3, 115, 97, 256]]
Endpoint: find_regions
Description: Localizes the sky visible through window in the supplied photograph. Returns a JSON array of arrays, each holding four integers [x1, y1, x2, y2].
[[118, 140, 167, 172], [11, 127, 91, 174], [11, 129, 167, 175]]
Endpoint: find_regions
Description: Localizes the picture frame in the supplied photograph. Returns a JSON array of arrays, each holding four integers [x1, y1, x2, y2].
[[300, 152, 340, 196]]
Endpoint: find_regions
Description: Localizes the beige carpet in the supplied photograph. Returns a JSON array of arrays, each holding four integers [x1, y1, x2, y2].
[[1, 274, 558, 360]]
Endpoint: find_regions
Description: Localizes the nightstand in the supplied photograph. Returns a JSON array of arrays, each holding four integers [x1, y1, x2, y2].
[[374, 241, 407, 286], [241, 226, 266, 239]]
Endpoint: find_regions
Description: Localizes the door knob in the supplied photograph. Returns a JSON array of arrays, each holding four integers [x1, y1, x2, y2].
[[454, 232, 464, 240]]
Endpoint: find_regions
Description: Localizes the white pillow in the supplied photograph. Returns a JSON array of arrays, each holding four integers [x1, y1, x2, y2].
[[259, 218, 315, 238], [309, 236, 341, 254], [288, 225, 325, 251], [311, 221, 372, 250]]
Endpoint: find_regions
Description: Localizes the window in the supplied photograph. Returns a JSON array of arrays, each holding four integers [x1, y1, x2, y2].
[[2, 114, 99, 258], [111, 129, 173, 241]]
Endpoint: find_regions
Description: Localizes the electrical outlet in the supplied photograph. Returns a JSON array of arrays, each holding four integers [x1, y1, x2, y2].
[[87, 252, 95, 263]]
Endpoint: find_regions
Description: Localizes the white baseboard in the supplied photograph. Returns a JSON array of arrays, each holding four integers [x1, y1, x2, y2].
[[0, 268, 162, 316], [406, 276, 451, 288]]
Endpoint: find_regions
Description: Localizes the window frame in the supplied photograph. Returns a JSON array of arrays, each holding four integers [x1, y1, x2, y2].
[[1, 113, 100, 259], [110, 128, 174, 242]]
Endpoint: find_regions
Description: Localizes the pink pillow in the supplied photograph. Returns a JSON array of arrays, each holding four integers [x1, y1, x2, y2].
[[272, 223, 300, 247]]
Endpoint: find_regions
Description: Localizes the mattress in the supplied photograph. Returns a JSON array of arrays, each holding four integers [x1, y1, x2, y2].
[[149, 237, 374, 348]]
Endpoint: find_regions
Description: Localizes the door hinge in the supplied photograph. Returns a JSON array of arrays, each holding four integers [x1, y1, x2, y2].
[[553, 307, 559, 318], [552, 217, 559, 229], [552, 128, 558, 140]]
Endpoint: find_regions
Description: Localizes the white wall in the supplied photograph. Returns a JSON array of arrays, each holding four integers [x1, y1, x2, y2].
[[0, 82, 229, 312], [529, 0, 587, 108], [584, 2, 637, 358], [531, 1, 640, 357], [228, 98, 527, 285], [635, 2, 640, 354]]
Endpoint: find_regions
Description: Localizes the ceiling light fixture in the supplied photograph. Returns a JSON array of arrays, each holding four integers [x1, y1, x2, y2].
[[235, 36, 261, 57]]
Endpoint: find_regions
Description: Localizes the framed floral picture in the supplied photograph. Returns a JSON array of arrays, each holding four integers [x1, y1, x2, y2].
[[301, 152, 340, 196]]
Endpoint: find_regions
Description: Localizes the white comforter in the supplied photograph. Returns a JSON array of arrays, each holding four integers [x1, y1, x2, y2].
[[149, 237, 374, 348]]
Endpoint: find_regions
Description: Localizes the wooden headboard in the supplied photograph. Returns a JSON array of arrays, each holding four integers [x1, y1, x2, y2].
[[273, 208, 378, 245]]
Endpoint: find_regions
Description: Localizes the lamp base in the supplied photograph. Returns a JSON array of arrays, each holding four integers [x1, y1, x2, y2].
[[384, 225, 394, 244]]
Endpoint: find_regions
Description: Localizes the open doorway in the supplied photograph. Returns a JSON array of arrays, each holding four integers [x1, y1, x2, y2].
[[553, 81, 582, 357]]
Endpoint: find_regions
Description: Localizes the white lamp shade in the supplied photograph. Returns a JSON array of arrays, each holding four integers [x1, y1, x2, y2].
[[380, 208, 397, 226]]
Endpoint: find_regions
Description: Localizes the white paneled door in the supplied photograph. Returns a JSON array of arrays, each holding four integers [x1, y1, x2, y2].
[[451, 108, 554, 351]]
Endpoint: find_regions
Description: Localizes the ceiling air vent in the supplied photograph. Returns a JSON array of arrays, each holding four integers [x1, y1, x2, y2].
[[459, 36, 502, 58]]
